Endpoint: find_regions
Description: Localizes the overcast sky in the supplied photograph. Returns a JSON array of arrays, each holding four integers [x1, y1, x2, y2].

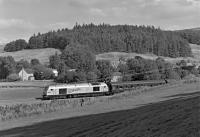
[[0, 0, 200, 44]]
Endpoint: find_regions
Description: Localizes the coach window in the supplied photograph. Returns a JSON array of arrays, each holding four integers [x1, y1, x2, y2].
[[93, 87, 100, 91]]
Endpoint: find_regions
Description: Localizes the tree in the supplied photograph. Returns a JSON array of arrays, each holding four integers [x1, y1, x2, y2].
[[5, 24, 191, 58], [4, 39, 28, 52], [60, 43, 96, 72], [117, 63, 128, 74], [30, 59, 40, 66], [96, 60, 113, 82], [86, 71, 97, 82], [49, 52, 61, 69], [0, 56, 16, 79], [33, 64, 54, 80], [16, 59, 31, 71]]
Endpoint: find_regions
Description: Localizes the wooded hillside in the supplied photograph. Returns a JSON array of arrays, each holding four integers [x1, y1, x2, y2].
[[4, 24, 192, 58], [177, 28, 200, 45]]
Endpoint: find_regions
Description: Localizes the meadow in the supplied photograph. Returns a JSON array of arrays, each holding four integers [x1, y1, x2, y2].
[[0, 48, 61, 64]]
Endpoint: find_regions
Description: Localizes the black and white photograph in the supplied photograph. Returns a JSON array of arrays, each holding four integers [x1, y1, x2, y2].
[[0, 0, 199, 136]]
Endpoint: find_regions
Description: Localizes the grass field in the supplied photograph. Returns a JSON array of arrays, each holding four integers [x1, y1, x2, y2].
[[96, 44, 200, 67], [0, 80, 54, 88], [0, 48, 61, 64], [0, 81, 55, 105], [0, 43, 199, 66]]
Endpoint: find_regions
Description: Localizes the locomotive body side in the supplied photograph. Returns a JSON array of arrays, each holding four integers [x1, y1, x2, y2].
[[43, 82, 110, 99]]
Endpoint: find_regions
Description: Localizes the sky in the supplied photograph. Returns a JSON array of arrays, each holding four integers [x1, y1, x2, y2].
[[0, 0, 200, 44]]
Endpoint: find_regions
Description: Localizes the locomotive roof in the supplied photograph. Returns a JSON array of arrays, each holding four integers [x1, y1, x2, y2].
[[48, 82, 107, 88]]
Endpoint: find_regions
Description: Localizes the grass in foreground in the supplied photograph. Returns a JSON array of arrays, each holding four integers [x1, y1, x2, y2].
[[0, 92, 199, 137]]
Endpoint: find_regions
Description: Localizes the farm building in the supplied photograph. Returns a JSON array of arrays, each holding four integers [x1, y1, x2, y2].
[[51, 69, 58, 77], [111, 72, 122, 82], [18, 68, 35, 81]]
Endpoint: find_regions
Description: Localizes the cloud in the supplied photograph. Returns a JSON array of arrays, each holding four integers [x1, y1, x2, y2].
[[0, 37, 9, 44], [0, 19, 36, 29], [111, 7, 127, 17], [89, 8, 106, 17], [47, 22, 71, 30], [0, 0, 200, 43]]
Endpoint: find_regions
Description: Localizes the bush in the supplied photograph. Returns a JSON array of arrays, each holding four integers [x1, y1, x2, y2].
[[86, 71, 97, 82], [7, 73, 20, 82], [33, 65, 54, 80]]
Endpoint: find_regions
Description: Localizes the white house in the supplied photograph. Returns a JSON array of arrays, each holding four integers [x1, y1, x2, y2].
[[18, 68, 35, 81], [52, 69, 58, 77]]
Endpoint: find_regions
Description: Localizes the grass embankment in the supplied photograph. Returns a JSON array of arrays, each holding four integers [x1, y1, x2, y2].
[[0, 80, 54, 88], [0, 86, 153, 121]]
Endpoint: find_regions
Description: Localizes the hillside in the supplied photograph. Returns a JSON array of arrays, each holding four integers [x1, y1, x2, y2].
[[177, 28, 200, 45], [0, 43, 199, 67], [96, 43, 200, 67], [4, 24, 192, 58], [0, 48, 61, 64]]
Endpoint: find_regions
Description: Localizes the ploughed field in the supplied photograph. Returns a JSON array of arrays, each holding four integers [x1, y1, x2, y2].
[[0, 92, 199, 137]]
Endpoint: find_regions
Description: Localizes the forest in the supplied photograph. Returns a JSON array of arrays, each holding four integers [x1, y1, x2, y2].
[[177, 29, 200, 45], [4, 24, 192, 58]]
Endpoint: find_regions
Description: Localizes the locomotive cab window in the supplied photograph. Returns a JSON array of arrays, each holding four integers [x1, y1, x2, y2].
[[59, 88, 67, 94], [93, 87, 100, 91]]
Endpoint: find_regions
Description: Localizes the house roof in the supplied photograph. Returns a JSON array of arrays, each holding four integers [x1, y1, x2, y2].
[[18, 68, 34, 74], [24, 68, 34, 74]]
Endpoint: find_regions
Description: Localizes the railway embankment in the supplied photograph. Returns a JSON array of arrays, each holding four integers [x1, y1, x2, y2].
[[0, 79, 200, 130]]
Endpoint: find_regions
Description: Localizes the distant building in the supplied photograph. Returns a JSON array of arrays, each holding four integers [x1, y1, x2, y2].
[[68, 69, 76, 72], [18, 68, 35, 81], [52, 69, 58, 77], [111, 72, 122, 82]]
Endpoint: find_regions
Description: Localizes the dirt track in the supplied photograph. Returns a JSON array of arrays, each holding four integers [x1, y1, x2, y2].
[[0, 92, 199, 137]]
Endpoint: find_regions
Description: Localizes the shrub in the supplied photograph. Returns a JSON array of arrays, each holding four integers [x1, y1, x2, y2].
[[33, 65, 54, 80], [7, 73, 20, 82], [86, 71, 97, 82]]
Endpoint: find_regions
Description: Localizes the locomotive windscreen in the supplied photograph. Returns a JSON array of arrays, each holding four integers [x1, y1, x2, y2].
[[93, 87, 100, 91]]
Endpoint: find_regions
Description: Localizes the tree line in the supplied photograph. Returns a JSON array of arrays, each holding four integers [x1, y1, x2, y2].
[[4, 24, 192, 58], [0, 42, 198, 82], [49, 43, 199, 83], [0, 57, 55, 81], [177, 29, 200, 45]]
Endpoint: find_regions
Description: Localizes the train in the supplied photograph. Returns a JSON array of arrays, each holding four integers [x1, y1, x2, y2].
[[42, 80, 166, 100]]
